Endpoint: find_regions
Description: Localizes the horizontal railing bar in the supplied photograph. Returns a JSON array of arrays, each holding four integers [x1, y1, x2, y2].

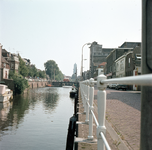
[[91, 110, 99, 126], [100, 132, 111, 150], [92, 81, 97, 84], [100, 74, 152, 86]]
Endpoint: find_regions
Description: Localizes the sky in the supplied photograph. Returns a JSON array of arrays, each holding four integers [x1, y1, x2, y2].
[[0, 0, 141, 76]]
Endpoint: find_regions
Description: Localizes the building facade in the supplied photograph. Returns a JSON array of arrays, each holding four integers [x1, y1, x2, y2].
[[89, 41, 113, 78], [2, 49, 19, 73], [115, 55, 126, 78], [1, 57, 10, 79], [125, 46, 141, 90], [106, 48, 133, 78]]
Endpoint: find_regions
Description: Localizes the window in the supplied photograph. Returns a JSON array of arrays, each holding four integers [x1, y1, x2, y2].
[[3, 63, 6, 68], [120, 60, 124, 71], [136, 54, 141, 60], [116, 63, 119, 71], [15, 64, 19, 69], [128, 58, 130, 67], [11, 63, 14, 69]]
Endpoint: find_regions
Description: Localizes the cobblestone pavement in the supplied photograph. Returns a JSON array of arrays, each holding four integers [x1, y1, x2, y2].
[[94, 87, 141, 150]]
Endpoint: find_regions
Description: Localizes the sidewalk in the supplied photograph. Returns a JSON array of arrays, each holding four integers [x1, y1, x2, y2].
[[77, 88, 141, 150]]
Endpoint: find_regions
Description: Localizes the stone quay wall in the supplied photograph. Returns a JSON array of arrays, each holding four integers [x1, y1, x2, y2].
[[28, 81, 48, 89]]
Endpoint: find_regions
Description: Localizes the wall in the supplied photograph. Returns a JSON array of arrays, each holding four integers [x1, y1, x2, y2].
[[28, 81, 48, 89], [3, 79, 14, 91]]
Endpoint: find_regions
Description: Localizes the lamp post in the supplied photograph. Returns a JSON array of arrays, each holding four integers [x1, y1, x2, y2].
[[80, 43, 91, 80]]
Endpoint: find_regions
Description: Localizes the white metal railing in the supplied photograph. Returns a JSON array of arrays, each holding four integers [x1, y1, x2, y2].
[[79, 73, 152, 150]]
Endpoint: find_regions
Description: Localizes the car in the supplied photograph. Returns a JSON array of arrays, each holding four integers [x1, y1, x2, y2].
[[109, 83, 117, 89], [115, 84, 127, 90]]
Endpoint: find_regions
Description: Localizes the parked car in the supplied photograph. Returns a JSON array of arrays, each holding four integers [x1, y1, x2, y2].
[[109, 83, 117, 89], [115, 84, 127, 90]]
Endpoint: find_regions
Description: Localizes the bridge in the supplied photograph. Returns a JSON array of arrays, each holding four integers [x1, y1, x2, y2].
[[52, 81, 79, 87]]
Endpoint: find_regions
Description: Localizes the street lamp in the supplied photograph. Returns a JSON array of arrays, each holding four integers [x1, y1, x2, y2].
[[80, 43, 91, 78]]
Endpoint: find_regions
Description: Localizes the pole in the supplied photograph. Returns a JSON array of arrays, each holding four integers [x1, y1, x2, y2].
[[80, 43, 91, 79], [140, 0, 152, 149]]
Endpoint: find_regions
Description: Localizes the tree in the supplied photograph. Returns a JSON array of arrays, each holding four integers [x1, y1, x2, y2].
[[44, 60, 63, 81], [18, 56, 29, 77], [27, 65, 38, 78], [39, 70, 46, 78]]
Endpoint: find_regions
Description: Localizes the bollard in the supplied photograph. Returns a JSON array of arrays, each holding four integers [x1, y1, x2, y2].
[[97, 74, 107, 150]]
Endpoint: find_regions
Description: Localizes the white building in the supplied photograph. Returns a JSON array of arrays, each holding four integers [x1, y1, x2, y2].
[[115, 55, 126, 78]]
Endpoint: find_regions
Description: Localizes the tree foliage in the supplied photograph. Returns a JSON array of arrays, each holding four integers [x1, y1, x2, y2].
[[38, 70, 46, 78], [9, 71, 29, 94], [18, 56, 29, 77], [28, 65, 38, 77], [44, 60, 64, 81]]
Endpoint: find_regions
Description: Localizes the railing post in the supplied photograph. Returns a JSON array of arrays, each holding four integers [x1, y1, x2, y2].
[[85, 80, 89, 123], [96, 74, 107, 150], [88, 78, 94, 140], [83, 81, 87, 113], [81, 81, 86, 113]]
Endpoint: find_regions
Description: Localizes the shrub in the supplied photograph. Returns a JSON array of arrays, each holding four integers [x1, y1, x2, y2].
[[9, 71, 29, 94], [13, 75, 29, 94]]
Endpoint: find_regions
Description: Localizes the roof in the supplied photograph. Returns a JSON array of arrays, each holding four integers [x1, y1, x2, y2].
[[119, 42, 141, 48], [106, 47, 133, 58], [2, 56, 9, 64], [2, 49, 8, 53]]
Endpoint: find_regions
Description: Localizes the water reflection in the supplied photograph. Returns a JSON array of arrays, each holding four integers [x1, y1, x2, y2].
[[0, 87, 60, 139], [0, 87, 74, 150], [0, 101, 13, 121]]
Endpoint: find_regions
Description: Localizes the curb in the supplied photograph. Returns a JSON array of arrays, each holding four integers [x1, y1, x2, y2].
[[105, 119, 129, 150]]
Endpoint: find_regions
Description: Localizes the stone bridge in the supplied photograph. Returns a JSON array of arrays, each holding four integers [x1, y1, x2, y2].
[[28, 81, 79, 88]]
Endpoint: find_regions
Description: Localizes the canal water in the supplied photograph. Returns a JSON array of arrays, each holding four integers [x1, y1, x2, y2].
[[0, 87, 74, 150]]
